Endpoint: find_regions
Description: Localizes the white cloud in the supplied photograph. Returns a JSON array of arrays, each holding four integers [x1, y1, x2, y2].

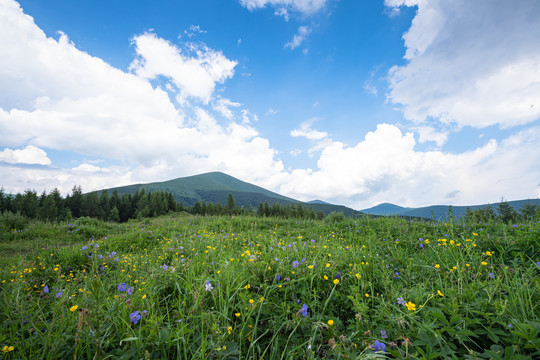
[[290, 118, 328, 140], [278, 124, 540, 208], [284, 26, 311, 50], [386, 0, 540, 129], [363, 82, 377, 96], [0, 145, 51, 165], [72, 163, 102, 172], [0, 0, 283, 194], [413, 125, 448, 147], [239, 0, 329, 17], [129, 33, 237, 104], [213, 97, 241, 120]]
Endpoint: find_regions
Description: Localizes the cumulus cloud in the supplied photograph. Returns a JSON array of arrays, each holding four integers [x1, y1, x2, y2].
[[0, 0, 283, 193], [129, 33, 237, 104], [239, 0, 329, 17], [386, 0, 540, 129], [284, 26, 311, 50], [278, 124, 540, 208], [0, 145, 51, 165]]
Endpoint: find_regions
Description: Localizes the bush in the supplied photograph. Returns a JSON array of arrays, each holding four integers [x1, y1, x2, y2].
[[0, 211, 29, 232]]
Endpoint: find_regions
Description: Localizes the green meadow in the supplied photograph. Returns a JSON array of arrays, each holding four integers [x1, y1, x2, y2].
[[0, 214, 538, 359]]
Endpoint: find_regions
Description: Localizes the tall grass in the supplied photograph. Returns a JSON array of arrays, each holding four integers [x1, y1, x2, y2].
[[0, 215, 538, 359]]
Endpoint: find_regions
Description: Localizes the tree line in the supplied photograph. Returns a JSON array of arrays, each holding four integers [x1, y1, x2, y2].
[[190, 193, 326, 220], [463, 199, 539, 223], [0, 186, 179, 223], [0, 187, 326, 224]]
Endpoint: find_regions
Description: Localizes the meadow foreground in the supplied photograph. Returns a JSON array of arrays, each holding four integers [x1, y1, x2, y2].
[[1, 214, 539, 359]]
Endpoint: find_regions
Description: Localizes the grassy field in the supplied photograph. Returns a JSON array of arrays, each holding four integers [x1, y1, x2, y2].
[[0, 214, 539, 359]]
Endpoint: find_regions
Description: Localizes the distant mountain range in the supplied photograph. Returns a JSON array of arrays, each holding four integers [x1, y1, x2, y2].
[[361, 199, 540, 220], [99, 172, 362, 217], [97, 171, 538, 220]]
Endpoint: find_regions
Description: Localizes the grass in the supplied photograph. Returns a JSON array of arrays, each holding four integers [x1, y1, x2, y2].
[[0, 214, 539, 359]]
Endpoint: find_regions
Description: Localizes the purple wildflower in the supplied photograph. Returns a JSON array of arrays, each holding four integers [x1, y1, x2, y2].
[[275, 274, 281, 281], [488, 272, 494, 279], [142, 310, 149, 317], [300, 304, 308, 317], [81, 246, 88, 250], [117, 283, 126, 292], [130, 310, 141, 324], [43, 285, 49, 294], [56, 291, 63, 299], [162, 264, 168, 271], [380, 330, 388, 339], [292, 261, 299, 268], [372, 340, 385, 352], [127, 286, 134, 295], [394, 272, 399, 280], [397, 297, 406, 306], [205, 280, 213, 292]]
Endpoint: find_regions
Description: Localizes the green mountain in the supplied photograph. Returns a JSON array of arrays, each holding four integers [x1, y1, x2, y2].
[[99, 172, 363, 216], [362, 199, 540, 220]]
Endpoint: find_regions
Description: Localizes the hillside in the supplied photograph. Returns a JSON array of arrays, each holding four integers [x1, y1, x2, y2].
[[99, 172, 363, 217], [362, 199, 540, 220]]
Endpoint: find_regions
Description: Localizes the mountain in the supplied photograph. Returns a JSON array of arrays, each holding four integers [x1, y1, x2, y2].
[[361, 202, 412, 216], [362, 199, 540, 220], [98, 172, 363, 216]]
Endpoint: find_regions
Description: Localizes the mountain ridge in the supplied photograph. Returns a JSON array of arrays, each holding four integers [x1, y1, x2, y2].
[[97, 171, 363, 217]]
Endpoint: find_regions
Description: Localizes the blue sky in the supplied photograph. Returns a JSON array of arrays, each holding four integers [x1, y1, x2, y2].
[[1, 0, 539, 209]]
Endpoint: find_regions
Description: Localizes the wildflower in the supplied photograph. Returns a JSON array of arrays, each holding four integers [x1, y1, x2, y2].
[[326, 263, 331, 268], [435, 264, 440, 269], [394, 271, 399, 280], [56, 291, 63, 299], [130, 310, 141, 324], [537, 261, 540, 268], [142, 310, 148, 316], [162, 264, 168, 271], [300, 304, 308, 317], [127, 286, 134, 295], [249, 299, 255, 304], [355, 273, 361, 279], [205, 280, 213, 292], [235, 312, 241, 317], [292, 260, 299, 268], [335, 272, 341, 278], [333, 279, 339, 285], [117, 283, 126, 292], [2, 346, 14, 353], [81, 246, 88, 250], [98, 254, 103, 259], [70, 305, 79, 312], [275, 274, 281, 281], [228, 326, 232, 334], [488, 272, 494, 279], [43, 285, 49, 294], [405, 301, 416, 311], [142, 294, 147, 299], [380, 330, 388, 339], [324, 275, 329, 280], [481, 261, 488, 266], [437, 290, 444, 297], [365, 293, 369, 298], [372, 340, 385, 352], [328, 319, 334, 326]]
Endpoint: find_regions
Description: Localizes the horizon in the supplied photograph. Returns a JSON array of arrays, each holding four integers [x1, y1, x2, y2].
[[1, 0, 539, 209]]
